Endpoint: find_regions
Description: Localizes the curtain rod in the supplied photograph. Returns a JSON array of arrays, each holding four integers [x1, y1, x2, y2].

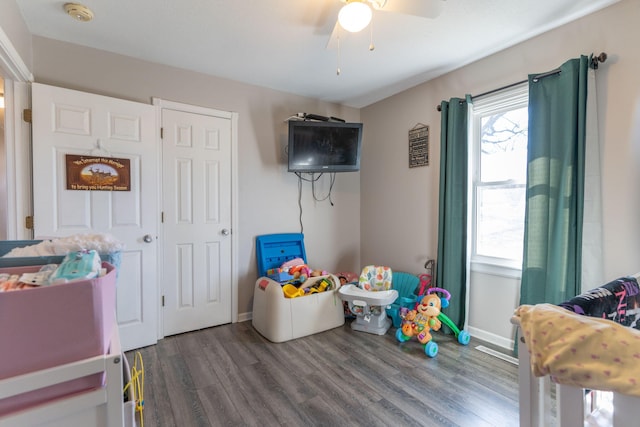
[[436, 52, 607, 111]]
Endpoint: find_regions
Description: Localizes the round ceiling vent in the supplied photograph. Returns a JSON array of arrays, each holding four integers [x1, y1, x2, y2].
[[64, 3, 94, 22]]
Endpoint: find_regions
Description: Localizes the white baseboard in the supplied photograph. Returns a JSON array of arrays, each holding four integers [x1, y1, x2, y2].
[[467, 326, 514, 351], [238, 311, 252, 323]]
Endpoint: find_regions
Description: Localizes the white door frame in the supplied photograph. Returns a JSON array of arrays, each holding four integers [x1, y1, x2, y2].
[[0, 25, 33, 239], [152, 98, 239, 338]]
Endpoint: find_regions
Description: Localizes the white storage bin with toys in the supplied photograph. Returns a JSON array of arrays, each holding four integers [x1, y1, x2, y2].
[[251, 233, 345, 343]]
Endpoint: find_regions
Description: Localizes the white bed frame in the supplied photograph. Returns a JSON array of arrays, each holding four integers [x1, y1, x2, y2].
[[0, 324, 126, 427], [512, 317, 640, 426]]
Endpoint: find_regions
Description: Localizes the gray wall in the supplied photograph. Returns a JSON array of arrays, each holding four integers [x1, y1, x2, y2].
[[30, 37, 362, 317], [361, 0, 640, 348], [0, 0, 32, 74], [4, 0, 639, 347]]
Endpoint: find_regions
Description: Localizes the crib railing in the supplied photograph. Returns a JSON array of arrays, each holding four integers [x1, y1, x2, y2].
[[512, 316, 640, 426]]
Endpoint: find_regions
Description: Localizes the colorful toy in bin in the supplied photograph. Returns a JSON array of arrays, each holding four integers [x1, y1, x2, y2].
[[281, 276, 334, 298], [266, 267, 294, 282], [396, 287, 471, 358], [282, 283, 305, 298], [307, 278, 331, 294]]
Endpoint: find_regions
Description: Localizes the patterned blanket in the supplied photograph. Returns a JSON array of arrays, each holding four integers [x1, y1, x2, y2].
[[558, 276, 640, 329]]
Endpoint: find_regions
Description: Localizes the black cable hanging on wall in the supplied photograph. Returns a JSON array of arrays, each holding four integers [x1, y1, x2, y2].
[[294, 172, 337, 233]]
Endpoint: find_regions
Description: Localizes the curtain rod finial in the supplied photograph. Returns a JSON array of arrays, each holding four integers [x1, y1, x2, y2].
[[436, 104, 442, 112], [591, 52, 607, 69]]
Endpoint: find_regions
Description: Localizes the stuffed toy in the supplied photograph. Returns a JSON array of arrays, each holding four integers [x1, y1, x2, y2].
[[310, 269, 328, 277], [288, 263, 312, 281], [280, 258, 328, 282]]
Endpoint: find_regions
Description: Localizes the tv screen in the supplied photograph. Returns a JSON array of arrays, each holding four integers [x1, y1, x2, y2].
[[287, 120, 363, 173]]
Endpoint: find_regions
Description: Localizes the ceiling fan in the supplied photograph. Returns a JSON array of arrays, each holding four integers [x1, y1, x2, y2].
[[326, 0, 447, 51]]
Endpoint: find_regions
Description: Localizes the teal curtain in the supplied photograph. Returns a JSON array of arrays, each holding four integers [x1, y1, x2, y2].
[[520, 56, 589, 306], [436, 98, 468, 331]]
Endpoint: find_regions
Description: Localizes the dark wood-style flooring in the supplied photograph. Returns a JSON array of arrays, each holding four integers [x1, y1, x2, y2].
[[126, 320, 519, 427]]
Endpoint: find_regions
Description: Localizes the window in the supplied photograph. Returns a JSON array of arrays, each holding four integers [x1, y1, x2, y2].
[[470, 84, 528, 275]]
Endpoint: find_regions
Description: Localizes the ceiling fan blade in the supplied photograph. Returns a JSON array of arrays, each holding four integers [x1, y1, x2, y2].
[[326, 21, 342, 50], [312, 0, 344, 35], [380, 0, 445, 19]]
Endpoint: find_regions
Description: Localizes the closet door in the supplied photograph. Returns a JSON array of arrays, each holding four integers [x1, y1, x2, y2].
[[160, 106, 233, 336]]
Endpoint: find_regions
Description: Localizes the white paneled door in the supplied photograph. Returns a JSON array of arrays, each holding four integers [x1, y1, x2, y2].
[[31, 83, 158, 351], [161, 107, 233, 336]]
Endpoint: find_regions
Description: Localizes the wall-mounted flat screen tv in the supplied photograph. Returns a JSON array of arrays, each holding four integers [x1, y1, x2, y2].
[[287, 120, 363, 173]]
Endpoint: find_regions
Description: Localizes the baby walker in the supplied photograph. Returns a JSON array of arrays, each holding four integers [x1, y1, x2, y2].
[[396, 284, 471, 358]]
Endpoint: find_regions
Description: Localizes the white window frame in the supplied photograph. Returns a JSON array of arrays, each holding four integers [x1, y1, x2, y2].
[[469, 83, 528, 278]]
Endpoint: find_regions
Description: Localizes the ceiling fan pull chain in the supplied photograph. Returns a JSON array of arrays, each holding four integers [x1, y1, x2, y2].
[[336, 32, 342, 76], [369, 13, 375, 51]]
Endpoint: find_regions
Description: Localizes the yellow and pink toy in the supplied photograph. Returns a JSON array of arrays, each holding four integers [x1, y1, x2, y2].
[[400, 293, 443, 344], [396, 287, 471, 357]]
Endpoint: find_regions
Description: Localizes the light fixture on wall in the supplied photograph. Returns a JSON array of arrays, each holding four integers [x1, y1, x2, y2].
[[338, 0, 373, 33], [0, 93, 4, 109], [64, 3, 94, 22]]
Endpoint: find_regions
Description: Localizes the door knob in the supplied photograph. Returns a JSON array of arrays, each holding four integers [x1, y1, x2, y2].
[[143, 234, 153, 243], [221, 229, 230, 236]]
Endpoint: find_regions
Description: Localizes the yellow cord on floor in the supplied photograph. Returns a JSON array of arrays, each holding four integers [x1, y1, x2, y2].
[[123, 351, 145, 427]]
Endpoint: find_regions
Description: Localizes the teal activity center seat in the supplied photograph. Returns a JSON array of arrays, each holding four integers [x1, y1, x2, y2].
[[386, 272, 420, 328]]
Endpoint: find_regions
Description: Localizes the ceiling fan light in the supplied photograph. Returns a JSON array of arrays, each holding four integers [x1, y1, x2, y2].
[[338, 1, 372, 33]]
